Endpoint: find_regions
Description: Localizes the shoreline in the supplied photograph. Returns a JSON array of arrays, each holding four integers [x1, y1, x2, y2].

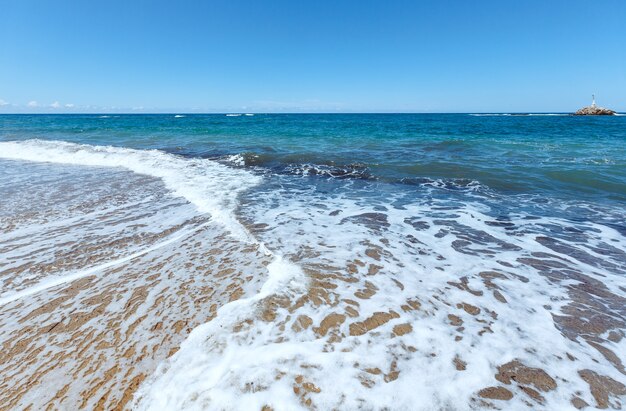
[[1, 137, 625, 409], [0, 164, 271, 410]]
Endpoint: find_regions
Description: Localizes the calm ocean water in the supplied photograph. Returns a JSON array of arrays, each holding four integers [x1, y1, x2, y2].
[[1, 114, 625, 409]]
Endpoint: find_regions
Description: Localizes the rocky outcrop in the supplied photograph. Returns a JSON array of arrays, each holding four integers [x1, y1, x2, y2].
[[573, 106, 616, 115]]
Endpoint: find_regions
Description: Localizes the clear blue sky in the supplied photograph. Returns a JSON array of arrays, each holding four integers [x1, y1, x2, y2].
[[1, 0, 625, 113]]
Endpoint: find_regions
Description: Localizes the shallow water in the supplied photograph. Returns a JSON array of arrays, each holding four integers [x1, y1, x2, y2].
[[1, 114, 625, 410]]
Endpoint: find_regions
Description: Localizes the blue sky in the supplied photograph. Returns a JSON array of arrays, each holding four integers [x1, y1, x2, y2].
[[1, 0, 625, 113]]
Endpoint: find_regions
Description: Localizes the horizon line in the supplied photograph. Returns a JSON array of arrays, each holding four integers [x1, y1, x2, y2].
[[2, 111, 624, 115]]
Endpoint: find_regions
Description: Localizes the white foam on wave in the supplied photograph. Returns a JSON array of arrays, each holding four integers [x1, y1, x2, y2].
[[1, 141, 311, 407], [0, 140, 258, 240], [0, 155, 285, 409], [0, 222, 206, 305], [4, 140, 625, 409], [0, 140, 307, 314], [223, 153, 247, 167], [134, 175, 626, 409]]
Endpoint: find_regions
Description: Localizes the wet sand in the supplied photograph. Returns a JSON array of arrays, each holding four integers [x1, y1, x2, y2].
[[0, 163, 270, 410], [1, 158, 625, 410]]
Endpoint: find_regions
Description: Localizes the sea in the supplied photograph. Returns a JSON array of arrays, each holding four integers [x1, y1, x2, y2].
[[1, 113, 625, 410]]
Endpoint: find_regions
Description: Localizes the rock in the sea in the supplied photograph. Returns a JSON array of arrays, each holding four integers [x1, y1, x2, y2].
[[573, 106, 616, 116]]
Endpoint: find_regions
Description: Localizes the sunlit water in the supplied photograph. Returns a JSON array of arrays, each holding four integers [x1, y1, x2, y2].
[[1, 114, 625, 410]]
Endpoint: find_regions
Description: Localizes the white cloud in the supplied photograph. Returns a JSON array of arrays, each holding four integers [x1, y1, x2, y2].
[[65, 103, 75, 108], [50, 101, 61, 108], [27, 100, 39, 107], [0, 99, 9, 106]]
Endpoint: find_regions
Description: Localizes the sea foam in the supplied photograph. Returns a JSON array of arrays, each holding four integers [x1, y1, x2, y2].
[[0, 140, 259, 240], [134, 173, 626, 410], [2, 140, 625, 410]]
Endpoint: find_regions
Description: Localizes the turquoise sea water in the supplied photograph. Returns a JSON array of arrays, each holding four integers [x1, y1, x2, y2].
[[1, 113, 625, 201], [1, 114, 625, 409]]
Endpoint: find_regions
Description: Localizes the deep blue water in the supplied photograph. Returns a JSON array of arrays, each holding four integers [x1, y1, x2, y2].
[[1, 113, 625, 202]]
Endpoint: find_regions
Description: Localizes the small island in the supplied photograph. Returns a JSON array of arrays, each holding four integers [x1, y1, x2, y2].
[[573, 95, 616, 115]]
